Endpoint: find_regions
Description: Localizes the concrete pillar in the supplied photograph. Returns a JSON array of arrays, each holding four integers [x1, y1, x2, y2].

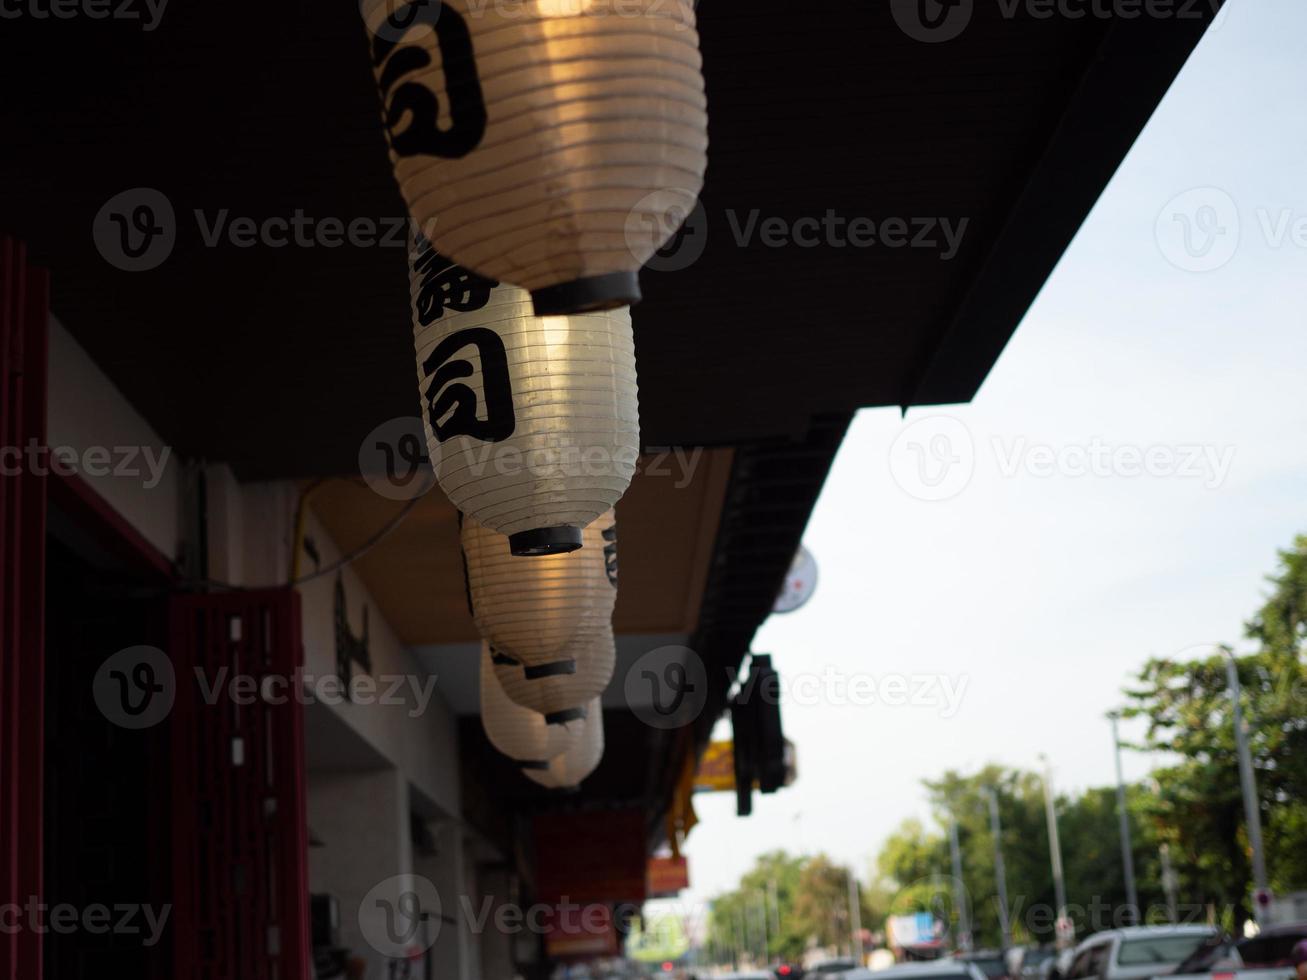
[[477, 866, 519, 980], [415, 820, 486, 980], [307, 769, 412, 980]]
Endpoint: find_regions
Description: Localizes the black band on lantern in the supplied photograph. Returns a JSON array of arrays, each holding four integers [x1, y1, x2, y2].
[[523, 659, 577, 680], [490, 646, 520, 667], [519, 760, 550, 772], [509, 526, 583, 557], [529, 272, 641, 316], [545, 707, 586, 726]]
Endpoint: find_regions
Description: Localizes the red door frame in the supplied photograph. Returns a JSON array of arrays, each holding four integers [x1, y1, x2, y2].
[[0, 238, 49, 980], [2, 236, 311, 979]]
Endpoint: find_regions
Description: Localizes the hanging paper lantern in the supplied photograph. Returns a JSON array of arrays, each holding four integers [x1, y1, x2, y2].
[[364, 0, 709, 315], [413, 239, 638, 556], [524, 700, 605, 790], [480, 642, 585, 770], [493, 618, 615, 723], [463, 510, 616, 672]]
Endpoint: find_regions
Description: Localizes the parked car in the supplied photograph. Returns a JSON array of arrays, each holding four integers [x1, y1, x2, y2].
[[1043, 948, 1078, 980], [827, 959, 989, 980], [958, 949, 1011, 980], [810, 961, 859, 974], [1048, 949, 1079, 980], [1062, 925, 1220, 980], [1167, 922, 1307, 980], [1014, 947, 1057, 980]]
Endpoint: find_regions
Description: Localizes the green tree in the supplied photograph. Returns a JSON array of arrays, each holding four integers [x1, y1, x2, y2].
[[876, 767, 1162, 948], [922, 767, 1067, 947], [1124, 534, 1307, 929], [879, 818, 947, 890], [792, 854, 871, 955], [706, 852, 873, 965], [706, 851, 807, 964], [1244, 534, 1307, 880]]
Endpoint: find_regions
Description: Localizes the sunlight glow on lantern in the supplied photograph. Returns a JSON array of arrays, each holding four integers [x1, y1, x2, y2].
[[462, 510, 616, 672], [364, 0, 708, 315], [412, 241, 638, 556]]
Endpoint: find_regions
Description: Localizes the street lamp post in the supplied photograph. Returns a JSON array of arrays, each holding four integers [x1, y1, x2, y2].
[[737, 907, 748, 969], [1160, 843, 1179, 924], [1039, 755, 1072, 948], [985, 788, 1014, 949], [1108, 710, 1140, 924], [848, 870, 866, 965], [769, 878, 781, 939], [1224, 648, 1270, 920], [950, 817, 973, 952]]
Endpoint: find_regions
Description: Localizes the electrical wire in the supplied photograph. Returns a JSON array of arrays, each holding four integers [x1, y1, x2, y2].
[[288, 476, 328, 584], [287, 489, 428, 587], [175, 475, 434, 593]]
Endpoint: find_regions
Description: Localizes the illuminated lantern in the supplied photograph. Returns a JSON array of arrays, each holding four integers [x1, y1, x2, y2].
[[479, 642, 584, 769], [524, 699, 605, 790], [364, 0, 709, 315], [462, 510, 617, 671], [492, 618, 615, 723], [413, 240, 638, 556]]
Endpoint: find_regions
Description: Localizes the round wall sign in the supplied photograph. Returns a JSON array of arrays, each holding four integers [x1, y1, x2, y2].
[[773, 545, 818, 614]]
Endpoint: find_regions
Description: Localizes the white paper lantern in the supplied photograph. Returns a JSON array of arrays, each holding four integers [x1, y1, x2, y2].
[[523, 700, 605, 790], [412, 239, 638, 555], [493, 617, 615, 723], [463, 509, 616, 671], [480, 642, 585, 769], [364, 0, 709, 315]]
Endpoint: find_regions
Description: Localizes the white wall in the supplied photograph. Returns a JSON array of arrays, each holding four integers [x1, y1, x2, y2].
[[203, 466, 463, 821], [47, 316, 180, 561], [297, 506, 463, 816]]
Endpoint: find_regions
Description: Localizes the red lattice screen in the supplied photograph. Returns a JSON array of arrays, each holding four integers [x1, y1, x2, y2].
[[169, 589, 311, 980]]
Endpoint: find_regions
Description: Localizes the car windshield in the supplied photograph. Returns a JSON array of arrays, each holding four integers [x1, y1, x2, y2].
[[1117, 935, 1213, 966], [1023, 952, 1055, 967], [1173, 935, 1237, 974], [968, 958, 1008, 978], [1239, 932, 1307, 968]]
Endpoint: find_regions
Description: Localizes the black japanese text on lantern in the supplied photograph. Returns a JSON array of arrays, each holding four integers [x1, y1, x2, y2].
[[413, 239, 516, 444], [372, 1, 487, 160]]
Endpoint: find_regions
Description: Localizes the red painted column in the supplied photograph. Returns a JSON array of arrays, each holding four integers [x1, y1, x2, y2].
[[0, 238, 49, 980]]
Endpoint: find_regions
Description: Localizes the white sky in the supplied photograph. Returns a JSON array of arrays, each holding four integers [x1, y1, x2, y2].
[[668, 0, 1307, 915]]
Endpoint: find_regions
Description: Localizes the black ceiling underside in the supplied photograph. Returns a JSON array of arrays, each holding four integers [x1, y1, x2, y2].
[[0, 1, 1218, 478]]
